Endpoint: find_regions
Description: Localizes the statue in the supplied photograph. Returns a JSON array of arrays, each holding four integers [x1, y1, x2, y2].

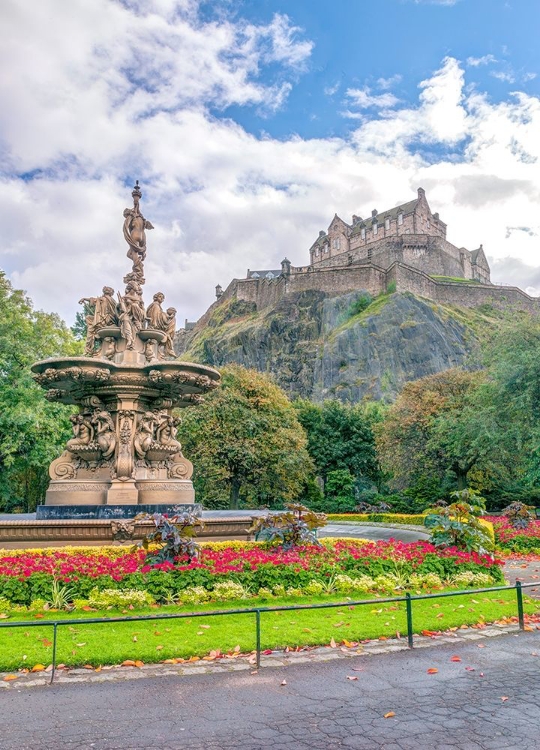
[[155, 413, 182, 453], [163, 307, 177, 358], [123, 181, 153, 285], [118, 281, 145, 349], [134, 411, 157, 459], [93, 410, 116, 461], [66, 414, 94, 451], [78, 286, 118, 356], [146, 292, 167, 330]]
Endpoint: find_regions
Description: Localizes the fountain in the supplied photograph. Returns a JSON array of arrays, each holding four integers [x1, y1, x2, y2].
[[31, 181, 220, 519]]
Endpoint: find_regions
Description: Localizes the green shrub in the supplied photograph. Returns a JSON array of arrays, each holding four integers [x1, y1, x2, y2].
[[88, 588, 155, 609]]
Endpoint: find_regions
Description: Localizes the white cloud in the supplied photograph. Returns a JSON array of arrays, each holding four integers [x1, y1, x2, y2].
[[345, 88, 400, 110], [467, 54, 498, 67], [377, 75, 402, 90], [491, 70, 516, 83], [2, 3, 540, 326]]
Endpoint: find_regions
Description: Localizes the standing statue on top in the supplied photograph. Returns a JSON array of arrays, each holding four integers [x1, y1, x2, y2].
[[123, 180, 153, 285]]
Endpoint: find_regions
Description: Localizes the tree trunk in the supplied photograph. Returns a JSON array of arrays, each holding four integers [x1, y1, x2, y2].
[[229, 476, 241, 510]]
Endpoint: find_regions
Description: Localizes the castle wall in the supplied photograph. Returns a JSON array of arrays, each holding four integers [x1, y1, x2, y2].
[[285, 265, 386, 299], [389, 263, 537, 311]]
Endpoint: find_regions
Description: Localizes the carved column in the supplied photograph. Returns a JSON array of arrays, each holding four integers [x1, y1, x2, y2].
[[107, 400, 138, 504]]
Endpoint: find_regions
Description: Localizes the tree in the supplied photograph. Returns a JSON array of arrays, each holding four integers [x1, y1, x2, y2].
[[179, 365, 314, 509], [375, 369, 486, 497], [0, 272, 82, 511], [293, 399, 381, 487]]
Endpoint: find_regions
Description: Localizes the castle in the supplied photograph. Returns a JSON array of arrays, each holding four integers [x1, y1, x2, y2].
[[185, 188, 538, 332]]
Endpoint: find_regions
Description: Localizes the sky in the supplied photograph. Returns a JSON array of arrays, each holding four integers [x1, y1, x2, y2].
[[1, 0, 540, 327]]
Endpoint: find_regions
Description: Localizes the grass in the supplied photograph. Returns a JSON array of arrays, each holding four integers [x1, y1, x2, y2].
[[0, 589, 536, 672]]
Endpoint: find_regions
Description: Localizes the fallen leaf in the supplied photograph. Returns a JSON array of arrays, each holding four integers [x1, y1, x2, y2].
[[134, 660, 144, 668], [427, 668, 439, 674], [384, 712, 395, 719], [132, 636, 137, 642], [31, 664, 45, 672], [501, 696, 509, 702], [197, 631, 204, 635], [262, 649, 273, 655], [156, 645, 163, 650], [346, 676, 358, 681], [330, 638, 337, 648], [280, 679, 287, 686], [76, 643, 86, 647], [200, 624, 210, 629], [477, 644, 486, 648], [121, 660, 136, 667], [465, 666, 475, 672], [42, 638, 53, 648], [450, 656, 462, 662], [3, 675, 18, 682]]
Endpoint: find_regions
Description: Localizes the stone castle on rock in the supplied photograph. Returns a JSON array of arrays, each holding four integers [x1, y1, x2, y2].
[[199, 188, 536, 323]]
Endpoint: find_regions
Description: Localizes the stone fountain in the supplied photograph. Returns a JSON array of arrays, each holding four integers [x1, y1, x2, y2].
[[31, 181, 220, 520]]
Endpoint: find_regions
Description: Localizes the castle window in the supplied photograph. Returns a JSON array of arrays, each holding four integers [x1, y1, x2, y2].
[[324, 244, 328, 253], [398, 212, 403, 226], [385, 217, 390, 231], [373, 221, 378, 236], [367, 248, 372, 260], [315, 247, 319, 256], [332, 237, 341, 250], [361, 227, 366, 240]]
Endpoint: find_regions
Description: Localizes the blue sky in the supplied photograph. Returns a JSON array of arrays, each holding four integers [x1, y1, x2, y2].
[[219, 0, 540, 141], [1, 0, 540, 324]]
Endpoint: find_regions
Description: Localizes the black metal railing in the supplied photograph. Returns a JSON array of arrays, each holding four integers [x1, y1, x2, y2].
[[0, 581, 536, 684]]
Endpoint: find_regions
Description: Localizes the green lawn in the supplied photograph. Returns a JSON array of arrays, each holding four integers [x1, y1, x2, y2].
[[0, 589, 536, 672]]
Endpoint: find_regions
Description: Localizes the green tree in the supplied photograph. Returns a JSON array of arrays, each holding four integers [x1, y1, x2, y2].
[[0, 272, 82, 511], [179, 365, 314, 509], [293, 399, 381, 486], [375, 369, 486, 498]]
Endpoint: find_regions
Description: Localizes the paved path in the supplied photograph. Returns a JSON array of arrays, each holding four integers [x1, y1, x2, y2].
[[1, 630, 539, 749], [320, 523, 429, 542]]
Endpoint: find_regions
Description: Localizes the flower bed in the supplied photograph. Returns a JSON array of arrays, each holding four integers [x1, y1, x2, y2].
[[0, 539, 503, 607], [486, 516, 540, 557]]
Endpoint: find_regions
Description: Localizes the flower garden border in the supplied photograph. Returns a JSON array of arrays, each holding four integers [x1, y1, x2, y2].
[[0, 580, 533, 685]]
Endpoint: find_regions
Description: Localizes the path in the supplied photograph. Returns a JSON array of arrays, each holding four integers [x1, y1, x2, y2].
[[320, 523, 428, 543], [1, 630, 539, 749]]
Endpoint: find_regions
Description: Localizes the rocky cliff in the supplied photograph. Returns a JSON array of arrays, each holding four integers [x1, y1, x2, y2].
[[176, 290, 504, 402]]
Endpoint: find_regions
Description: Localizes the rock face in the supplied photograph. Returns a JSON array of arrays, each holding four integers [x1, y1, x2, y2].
[[177, 290, 494, 402]]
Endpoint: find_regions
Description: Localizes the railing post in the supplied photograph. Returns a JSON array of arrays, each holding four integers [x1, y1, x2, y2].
[[406, 593, 414, 648], [50, 623, 58, 685], [516, 581, 525, 630], [255, 610, 261, 669]]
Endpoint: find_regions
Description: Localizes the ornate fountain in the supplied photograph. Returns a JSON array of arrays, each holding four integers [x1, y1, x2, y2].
[[31, 182, 220, 519]]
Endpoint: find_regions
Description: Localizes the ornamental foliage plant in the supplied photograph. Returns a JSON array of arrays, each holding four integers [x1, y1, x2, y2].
[[249, 503, 327, 549], [134, 510, 204, 565], [424, 489, 494, 554], [501, 501, 535, 529], [179, 365, 314, 509]]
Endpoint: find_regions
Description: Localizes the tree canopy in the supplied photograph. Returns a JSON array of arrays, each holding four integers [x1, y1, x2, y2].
[[0, 272, 82, 511], [179, 365, 314, 509], [293, 398, 381, 486]]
